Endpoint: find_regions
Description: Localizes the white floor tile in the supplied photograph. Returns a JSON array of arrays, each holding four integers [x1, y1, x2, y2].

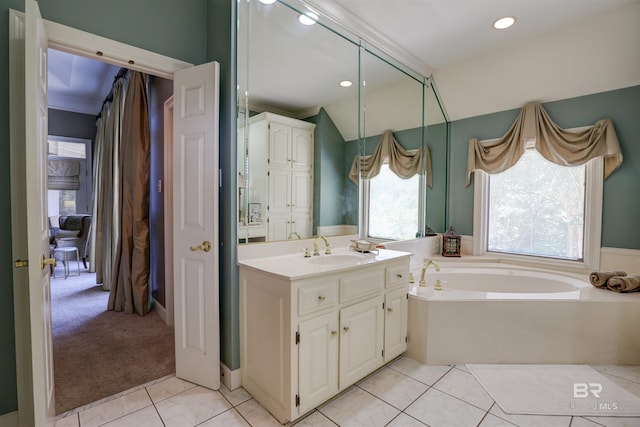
[[235, 399, 282, 427], [592, 366, 640, 385], [199, 408, 251, 426], [432, 367, 494, 411], [583, 416, 640, 427], [455, 365, 471, 373], [404, 387, 486, 427], [357, 367, 429, 410], [319, 386, 400, 427], [78, 389, 152, 427], [478, 413, 516, 426], [570, 417, 605, 426], [386, 412, 429, 426], [146, 376, 197, 403], [291, 410, 336, 426], [101, 406, 164, 427], [490, 402, 572, 427], [389, 356, 451, 386], [54, 414, 79, 427], [220, 384, 253, 407], [155, 386, 231, 427]]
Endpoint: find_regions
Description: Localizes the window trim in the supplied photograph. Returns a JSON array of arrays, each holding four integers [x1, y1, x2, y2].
[[47, 135, 93, 214], [473, 152, 603, 270]]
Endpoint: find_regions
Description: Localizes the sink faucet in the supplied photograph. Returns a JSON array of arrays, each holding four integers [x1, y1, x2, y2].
[[313, 235, 332, 256], [419, 259, 440, 287], [287, 231, 301, 240]]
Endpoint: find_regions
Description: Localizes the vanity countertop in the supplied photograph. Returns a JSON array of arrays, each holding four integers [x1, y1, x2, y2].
[[237, 247, 411, 280]]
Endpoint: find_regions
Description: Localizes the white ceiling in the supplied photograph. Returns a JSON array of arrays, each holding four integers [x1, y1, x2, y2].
[[48, 0, 640, 123]]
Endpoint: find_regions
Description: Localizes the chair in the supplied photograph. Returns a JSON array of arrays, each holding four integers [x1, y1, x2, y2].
[[57, 214, 92, 269]]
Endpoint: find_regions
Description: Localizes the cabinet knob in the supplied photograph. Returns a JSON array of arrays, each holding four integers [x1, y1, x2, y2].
[[343, 326, 350, 333], [397, 273, 403, 279], [318, 294, 326, 301], [387, 307, 394, 313], [331, 330, 337, 336]]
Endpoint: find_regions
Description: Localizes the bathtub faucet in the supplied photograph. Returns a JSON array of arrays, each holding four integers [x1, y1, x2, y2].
[[419, 259, 440, 287], [313, 235, 332, 255]]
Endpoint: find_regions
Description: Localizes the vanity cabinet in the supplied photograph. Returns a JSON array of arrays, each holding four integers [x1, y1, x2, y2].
[[240, 256, 409, 424], [244, 112, 315, 241]]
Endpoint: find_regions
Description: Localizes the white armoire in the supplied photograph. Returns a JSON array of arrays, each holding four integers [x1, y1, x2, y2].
[[245, 112, 315, 241]]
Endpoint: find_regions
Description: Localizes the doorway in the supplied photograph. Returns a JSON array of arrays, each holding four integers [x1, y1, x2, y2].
[[46, 48, 176, 414]]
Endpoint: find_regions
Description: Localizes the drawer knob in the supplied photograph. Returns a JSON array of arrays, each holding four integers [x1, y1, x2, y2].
[[343, 326, 350, 333], [331, 330, 337, 336], [387, 307, 394, 313], [318, 294, 326, 301]]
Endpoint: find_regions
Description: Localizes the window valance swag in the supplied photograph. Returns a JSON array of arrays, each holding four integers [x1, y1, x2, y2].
[[48, 159, 81, 190], [466, 102, 623, 186], [349, 130, 433, 187]]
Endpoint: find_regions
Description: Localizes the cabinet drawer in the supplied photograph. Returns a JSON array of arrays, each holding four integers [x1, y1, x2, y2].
[[339, 268, 384, 302], [386, 264, 408, 289], [298, 279, 338, 316]]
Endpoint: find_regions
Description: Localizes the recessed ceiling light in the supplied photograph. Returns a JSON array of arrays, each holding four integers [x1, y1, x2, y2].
[[258, 0, 276, 4], [339, 80, 352, 87], [298, 11, 318, 26], [493, 16, 516, 30]]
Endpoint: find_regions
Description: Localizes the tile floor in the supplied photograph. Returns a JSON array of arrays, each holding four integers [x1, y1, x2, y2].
[[54, 359, 640, 427]]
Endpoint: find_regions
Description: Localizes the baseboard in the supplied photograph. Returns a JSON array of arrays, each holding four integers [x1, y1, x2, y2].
[[220, 362, 242, 391], [0, 411, 18, 427], [153, 298, 167, 324]]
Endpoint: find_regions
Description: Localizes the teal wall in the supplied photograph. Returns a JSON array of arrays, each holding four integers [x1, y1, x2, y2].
[[0, 0, 211, 416], [307, 108, 347, 233], [448, 85, 640, 249]]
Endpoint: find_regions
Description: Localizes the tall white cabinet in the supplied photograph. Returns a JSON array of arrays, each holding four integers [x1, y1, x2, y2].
[[245, 112, 315, 241]]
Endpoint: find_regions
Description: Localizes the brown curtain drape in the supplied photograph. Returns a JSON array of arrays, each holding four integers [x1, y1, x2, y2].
[[349, 130, 433, 187], [466, 102, 623, 186], [108, 71, 151, 316]]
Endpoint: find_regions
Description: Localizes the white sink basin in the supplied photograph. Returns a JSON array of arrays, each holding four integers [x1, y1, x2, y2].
[[307, 253, 367, 266]]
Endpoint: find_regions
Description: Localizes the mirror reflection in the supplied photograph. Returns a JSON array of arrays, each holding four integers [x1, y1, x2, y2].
[[237, 0, 448, 244]]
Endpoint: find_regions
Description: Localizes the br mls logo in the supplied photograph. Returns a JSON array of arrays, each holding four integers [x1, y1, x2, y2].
[[573, 383, 602, 398]]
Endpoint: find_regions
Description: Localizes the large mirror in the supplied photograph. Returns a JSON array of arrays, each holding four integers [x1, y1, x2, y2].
[[237, 0, 448, 244]]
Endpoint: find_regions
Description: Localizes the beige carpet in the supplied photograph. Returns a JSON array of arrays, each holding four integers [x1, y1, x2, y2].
[[467, 364, 640, 417], [51, 266, 175, 414]]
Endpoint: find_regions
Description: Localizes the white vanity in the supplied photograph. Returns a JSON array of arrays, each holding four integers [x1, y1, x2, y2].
[[239, 246, 411, 424]]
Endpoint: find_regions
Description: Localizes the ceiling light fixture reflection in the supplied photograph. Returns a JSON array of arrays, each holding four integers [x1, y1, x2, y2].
[[340, 80, 352, 87], [298, 11, 318, 26], [258, 0, 276, 5], [493, 16, 516, 30]]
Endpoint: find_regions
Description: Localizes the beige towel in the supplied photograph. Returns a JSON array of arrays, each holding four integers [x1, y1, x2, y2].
[[607, 275, 640, 292], [589, 270, 626, 288]]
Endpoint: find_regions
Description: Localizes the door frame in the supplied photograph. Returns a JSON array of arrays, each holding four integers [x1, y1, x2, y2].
[[9, 9, 192, 422]]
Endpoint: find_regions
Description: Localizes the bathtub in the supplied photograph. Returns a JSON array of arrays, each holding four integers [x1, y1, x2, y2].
[[407, 262, 640, 365]]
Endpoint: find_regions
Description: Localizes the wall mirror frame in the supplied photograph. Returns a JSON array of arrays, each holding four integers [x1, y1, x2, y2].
[[236, 0, 449, 244]]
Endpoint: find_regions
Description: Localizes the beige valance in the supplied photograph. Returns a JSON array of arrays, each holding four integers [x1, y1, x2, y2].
[[349, 130, 433, 187], [48, 159, 81, 190], [466, 102, 623, 186]]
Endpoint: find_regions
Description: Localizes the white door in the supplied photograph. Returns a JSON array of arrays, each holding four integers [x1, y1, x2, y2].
[[269, 122, 291, 170], [18, 1, 56, 425], [291, 127, 313, 171], [173, 62, 220, 389]]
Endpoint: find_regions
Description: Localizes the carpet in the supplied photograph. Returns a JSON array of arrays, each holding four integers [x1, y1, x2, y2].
[[467, 364, 640, 417], [51, 267, 175, 414]]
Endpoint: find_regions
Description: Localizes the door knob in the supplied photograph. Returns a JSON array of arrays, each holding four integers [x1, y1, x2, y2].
[[40, 254, 57, 270], [387, 307, 394, 313], [190, 241, 212, 252], [14, 259, 29, 268], [343, 326, 350, 333]]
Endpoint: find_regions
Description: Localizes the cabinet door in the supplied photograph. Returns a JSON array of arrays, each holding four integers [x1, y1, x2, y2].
[[269, 122, 291, 169], [384, 287, 408, 362], [339, 296, 384, 388], [298, 311, 338, 414], [291, 172, 312, 215], [291, 127, 313, 171], [290, 212, 311, 239], [268, 214, 290, 242]]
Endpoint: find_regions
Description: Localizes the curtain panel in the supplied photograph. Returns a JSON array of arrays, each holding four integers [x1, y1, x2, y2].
[[349, 130, 433, 187], [466, 102, 623, 186]]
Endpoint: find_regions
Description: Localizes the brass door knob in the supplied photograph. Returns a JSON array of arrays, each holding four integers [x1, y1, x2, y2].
[[318, 294, 326, 301], [387, 307, 394, 313], [190, 241, 211, 252], [331, 330, 337, 336], [343, 326, 350, 333], [40, 255, 56, 270]]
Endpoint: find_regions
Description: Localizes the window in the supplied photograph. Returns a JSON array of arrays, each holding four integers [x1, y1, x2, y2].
[[47, 136, 92, 216], [474, 146, 603, 269], [367, 163, 419, 240]]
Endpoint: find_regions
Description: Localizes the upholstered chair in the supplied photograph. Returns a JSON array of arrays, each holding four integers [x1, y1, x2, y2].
[[57, 214, 92, 268]]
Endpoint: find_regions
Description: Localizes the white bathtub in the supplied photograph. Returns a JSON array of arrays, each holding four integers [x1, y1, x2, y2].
[[407, 263, 640, 365]]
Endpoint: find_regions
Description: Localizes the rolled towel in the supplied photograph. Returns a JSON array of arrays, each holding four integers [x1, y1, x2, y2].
[[589, 270, 626, 288], [607, 275, 640, 293]]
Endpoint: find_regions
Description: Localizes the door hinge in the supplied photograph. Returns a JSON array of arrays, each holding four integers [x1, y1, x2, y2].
[[405, 336, 408, 343], [295, 394, 300, 407], [295, 331, 300, 345], [382, 302, 385, 310], [382, 349, 384, 357], [14, 259, 29, 268]]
